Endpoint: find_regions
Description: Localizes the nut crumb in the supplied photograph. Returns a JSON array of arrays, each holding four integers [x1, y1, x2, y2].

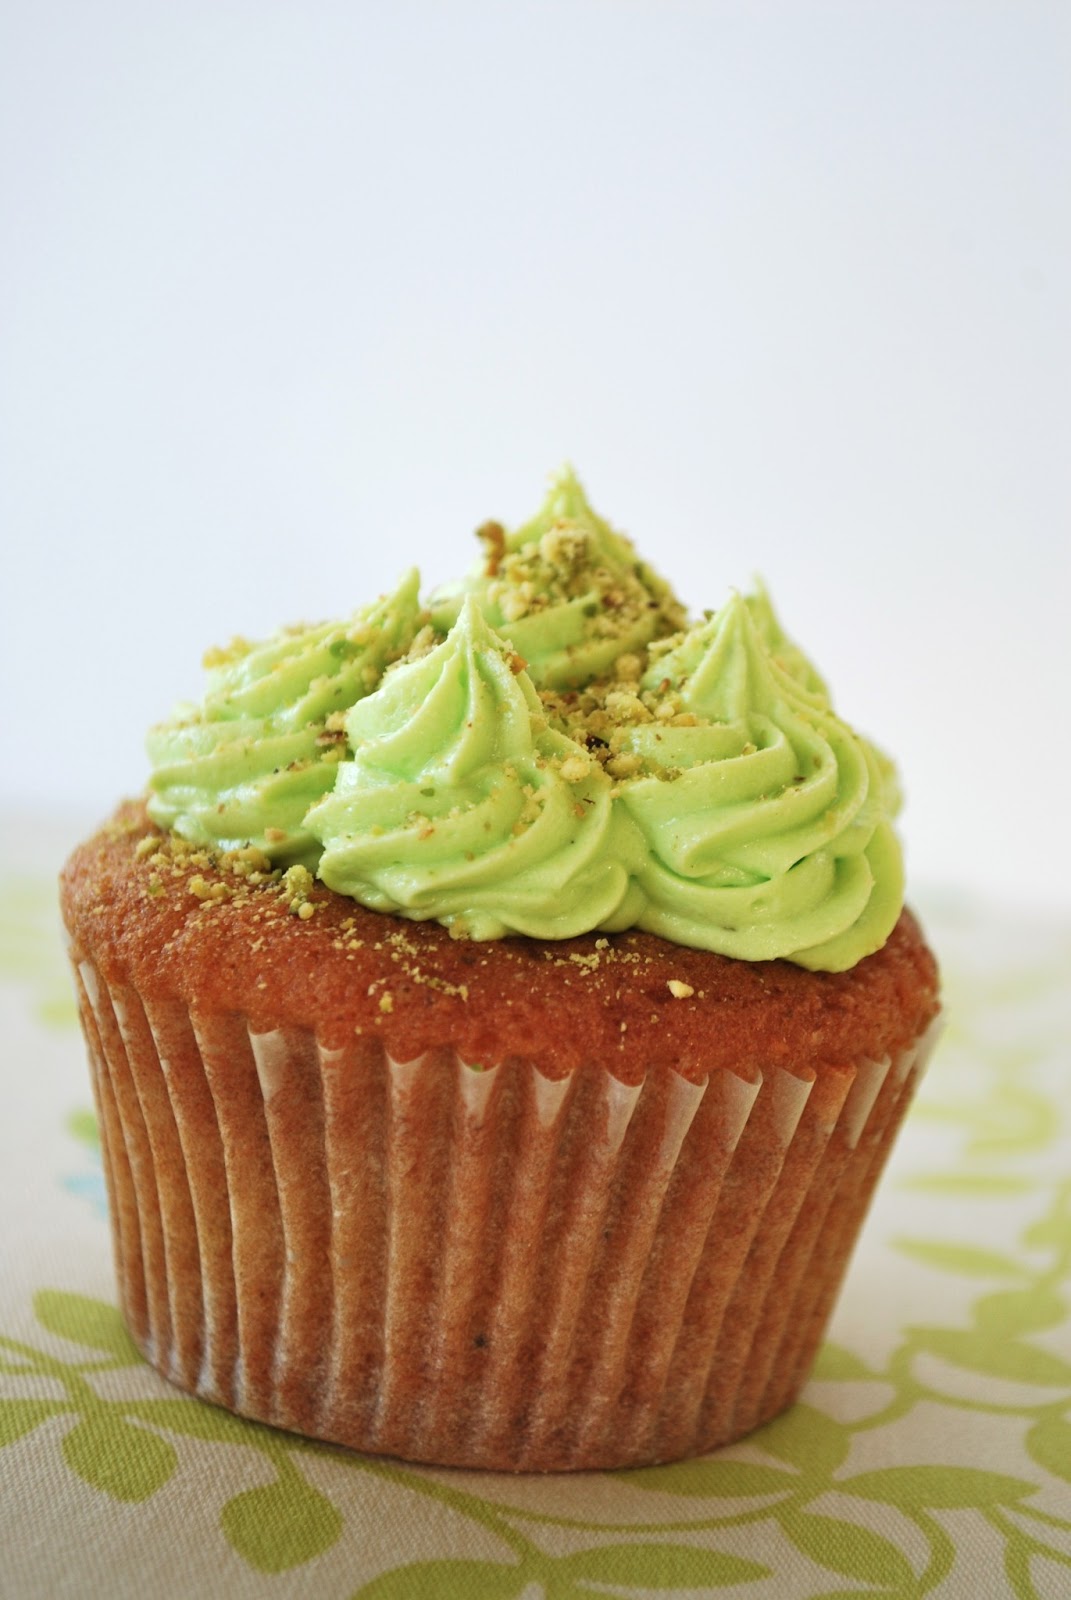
[[188, 874, 231, 903], [667, 979, 695, 999], [559, 753, 591, 784], [477, 519, 506, 576]]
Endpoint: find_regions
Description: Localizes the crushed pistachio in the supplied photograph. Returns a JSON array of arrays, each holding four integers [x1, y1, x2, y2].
[[606, 752, 642, 780], [202, 636, 253, 669], [223, 845, 273, 878], [477, 519, 506, 577], [559, 753, 591, 784], [188, 875, 232, 903], [280, 863, 315, 915]]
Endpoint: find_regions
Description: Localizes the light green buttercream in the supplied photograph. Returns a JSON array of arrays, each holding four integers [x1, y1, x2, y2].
[[623, 593, 903, 969], [306, 598, 644, 939], [743, 580, 832, 702], [428, 466, 685, 689], [144, 473, 906, 968], [146, 571, 422, 864]]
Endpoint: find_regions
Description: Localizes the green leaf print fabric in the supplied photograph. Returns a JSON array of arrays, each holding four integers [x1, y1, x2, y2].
[[1, 836, 1069, 1599]]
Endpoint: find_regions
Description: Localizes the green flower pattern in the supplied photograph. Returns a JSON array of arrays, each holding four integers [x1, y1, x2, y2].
[[1, 878, 1069, 1598]]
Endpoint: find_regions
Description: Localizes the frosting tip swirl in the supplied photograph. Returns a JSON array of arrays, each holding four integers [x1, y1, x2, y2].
[[144, 474, 906, 968]]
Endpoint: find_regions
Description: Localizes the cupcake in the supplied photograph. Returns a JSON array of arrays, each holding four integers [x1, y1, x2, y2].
[[61, 469, 939, 1471]]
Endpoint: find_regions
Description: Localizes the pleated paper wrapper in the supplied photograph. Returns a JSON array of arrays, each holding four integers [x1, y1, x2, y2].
[[71, 956, 940, 1472]]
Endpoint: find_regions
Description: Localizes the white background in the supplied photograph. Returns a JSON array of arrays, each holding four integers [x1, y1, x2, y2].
[[2, 1, 1068, 909]]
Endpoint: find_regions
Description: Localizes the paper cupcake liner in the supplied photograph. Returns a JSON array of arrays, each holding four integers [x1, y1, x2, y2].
[[72, 957, 940, 1472]]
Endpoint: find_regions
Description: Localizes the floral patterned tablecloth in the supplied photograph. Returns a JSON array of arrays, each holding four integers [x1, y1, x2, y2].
[[2, 819, 1069, 1600]]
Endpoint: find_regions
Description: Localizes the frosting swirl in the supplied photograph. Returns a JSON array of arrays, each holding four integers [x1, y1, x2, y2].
[[620, 594, 902, 969], [306, 598, 642, 938], [144, 473, 907, 968], [744, 580, 831, 701], [428, 466, 685, 689], [146, 571, 421, 863]]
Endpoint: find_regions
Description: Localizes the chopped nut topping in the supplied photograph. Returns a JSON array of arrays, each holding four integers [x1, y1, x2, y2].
[[606, 752, 642, 779], [202, 635, 253, 669], [604, 690, 650, 723], [559, 753, 591, 784], [279, 863, 315, 915], [188, 875, 231, 903], [477, 519, 507, 576]]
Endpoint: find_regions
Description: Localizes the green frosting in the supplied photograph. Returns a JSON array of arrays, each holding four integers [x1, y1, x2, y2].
[[305, 598, 644, 939], [144, 474, 906, 969], [428, 466, 685, 689], [146, 571, 422, 864], [623, 593, 902, 970], [743, 580, 831, 702]]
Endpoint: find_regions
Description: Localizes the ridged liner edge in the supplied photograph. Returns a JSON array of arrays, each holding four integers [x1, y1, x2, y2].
[[72, 961, 940, 1472]]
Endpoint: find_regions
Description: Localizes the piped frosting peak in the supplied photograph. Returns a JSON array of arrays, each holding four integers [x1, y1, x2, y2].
[[145, 474, 904, 968]]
